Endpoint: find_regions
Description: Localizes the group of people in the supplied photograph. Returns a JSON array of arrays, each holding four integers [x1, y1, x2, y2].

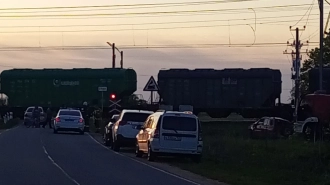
[[81, 101, 103, 133], [30, 102, 102, 132], [29, 105, 53, 128]]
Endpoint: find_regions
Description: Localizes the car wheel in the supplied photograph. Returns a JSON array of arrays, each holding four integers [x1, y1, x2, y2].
[[113, 139, 120, 152], [109, 131, 113, 146], [147, 143, 156, 161], [103, 133, 110, 146], [303, 123, 319, 141], [110, 135, 115, 150], [281, 127, 292, 138], [135, 141, 143, 158]]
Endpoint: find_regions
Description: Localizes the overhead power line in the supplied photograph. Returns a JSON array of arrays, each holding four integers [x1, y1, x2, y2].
[[0, 19, 321, 34], [0, 0, 257, 14], [291, 0, 315, 27], [0, 5, 327, 21], [0, 0, 255, 11], [0, 13, 323, 29], [0, 4, 318, 18], [0, 42, 319, 52]]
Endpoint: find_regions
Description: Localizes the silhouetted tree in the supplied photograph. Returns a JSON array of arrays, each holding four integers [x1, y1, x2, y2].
[[291, 32, 330, 98]]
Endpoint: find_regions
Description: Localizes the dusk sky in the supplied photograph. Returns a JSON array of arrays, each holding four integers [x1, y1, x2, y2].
[[0, 0, 326, 102]]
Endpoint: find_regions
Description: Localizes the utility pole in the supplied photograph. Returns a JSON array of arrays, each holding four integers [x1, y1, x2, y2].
[[107, 42, 124, 69], [284, 26, 307, 123], [120, 51, 124, 68], [319, 0, 324, 91], [295, 27, 300, 114], [112, 43, 116, 68]]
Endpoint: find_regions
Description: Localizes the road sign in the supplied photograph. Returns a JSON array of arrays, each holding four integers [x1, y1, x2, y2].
[[109, 99, 121, 107], [109, 108, 121, 113], [109, 99, 121, 113], [143, 76, 159, 91], [98, 87, 108, 92]]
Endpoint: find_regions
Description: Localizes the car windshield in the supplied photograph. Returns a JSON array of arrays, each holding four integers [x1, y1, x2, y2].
[[26, 108, 34, 112], [59, 111, 81, 117], [122, 112, 151, 122], [162, 116, 197, 131], [27, 107, 42, 112]]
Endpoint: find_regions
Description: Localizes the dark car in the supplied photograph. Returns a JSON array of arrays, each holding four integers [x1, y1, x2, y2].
[[103, 114, 119, 146], [249, 117, 293, 139]]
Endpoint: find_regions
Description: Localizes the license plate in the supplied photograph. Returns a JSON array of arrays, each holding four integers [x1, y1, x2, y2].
[[65, 119, 74, 122], [164, 136, 181, 141]]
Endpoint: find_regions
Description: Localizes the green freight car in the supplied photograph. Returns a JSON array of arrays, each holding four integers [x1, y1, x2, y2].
[[0, 68, 137, 107]]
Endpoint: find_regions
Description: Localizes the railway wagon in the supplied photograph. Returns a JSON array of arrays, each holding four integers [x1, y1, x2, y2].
[[308, 67, 330, 94], [0, 68, 137, 108], [157, 68, 282, 118]]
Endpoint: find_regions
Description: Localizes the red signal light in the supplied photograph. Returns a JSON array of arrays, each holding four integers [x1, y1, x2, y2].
[[110, 94, 116, 100]]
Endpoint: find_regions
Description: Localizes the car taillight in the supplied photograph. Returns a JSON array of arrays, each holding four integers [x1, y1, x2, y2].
[[119, 121, 127, 125], [55, 117, 61, 122], [79, 118, 84, 123], [153, 130, 160, 138]]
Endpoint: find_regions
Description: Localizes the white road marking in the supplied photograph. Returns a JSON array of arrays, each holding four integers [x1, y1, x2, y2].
[[87, 133, 200, 185], [42, 145, 80, 185]]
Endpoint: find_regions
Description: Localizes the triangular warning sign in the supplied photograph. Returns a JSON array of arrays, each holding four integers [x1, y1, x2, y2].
[[143, 76, 159, 91]]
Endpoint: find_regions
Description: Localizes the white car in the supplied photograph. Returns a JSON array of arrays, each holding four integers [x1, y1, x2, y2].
[[111, 109, 154, 151], [23, 106, 46, 125], [53, 109, 85, 135], [136, 111, 203, 162]]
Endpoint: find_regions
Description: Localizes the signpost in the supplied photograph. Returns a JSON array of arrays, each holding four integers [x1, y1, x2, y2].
[[98, 86, 108, 112], [143, 76, 159, 104]]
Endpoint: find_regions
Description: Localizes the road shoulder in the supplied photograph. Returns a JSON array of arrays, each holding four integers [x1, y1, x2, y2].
[[88, 132, 229, 185]]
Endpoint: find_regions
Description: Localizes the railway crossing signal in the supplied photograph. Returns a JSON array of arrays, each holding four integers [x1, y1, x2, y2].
[[109, 94, 121, 113], [110, 93, 116, 100]]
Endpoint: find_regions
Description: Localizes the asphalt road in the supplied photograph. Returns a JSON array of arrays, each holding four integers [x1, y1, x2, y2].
[[0, 126, 200, 185]]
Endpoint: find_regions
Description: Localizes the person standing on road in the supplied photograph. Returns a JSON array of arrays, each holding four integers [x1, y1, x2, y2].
[[81, 102, 90, 132], [46, 108, 53, 128], [93, 106, 102, 133], [32, 106, 41, 128]]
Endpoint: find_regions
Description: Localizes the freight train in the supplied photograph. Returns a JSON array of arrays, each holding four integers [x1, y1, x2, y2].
[[157, 68, 292, 119], [0, 68, 137, 117], [2, 67, 326, 120]]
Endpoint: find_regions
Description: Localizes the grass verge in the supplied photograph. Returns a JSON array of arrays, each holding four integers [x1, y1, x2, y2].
[[167, 121, 330, 185], [89, 115, 330, 185], [0, 118, 20, 130]]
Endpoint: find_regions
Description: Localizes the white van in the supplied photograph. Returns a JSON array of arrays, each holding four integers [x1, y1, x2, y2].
[[135, 111, 203, 162]]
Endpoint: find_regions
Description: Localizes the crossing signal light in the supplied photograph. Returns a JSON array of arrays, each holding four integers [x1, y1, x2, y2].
[[110, 93, 116, 100]]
